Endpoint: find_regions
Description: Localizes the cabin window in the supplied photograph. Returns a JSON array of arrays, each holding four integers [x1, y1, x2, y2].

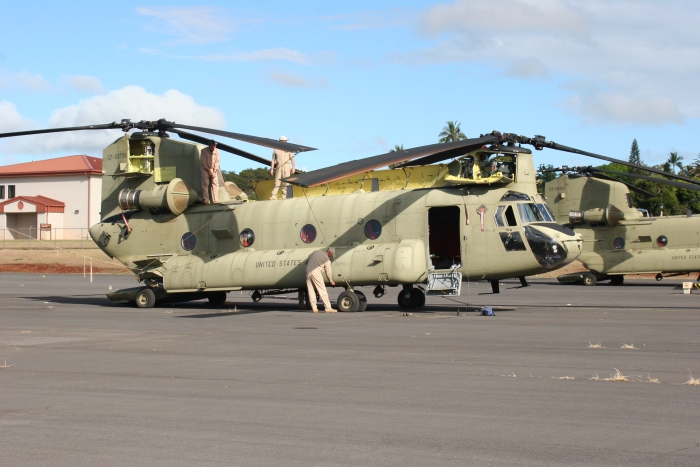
[[613, 237, 625, 249], [364, 220, 382, 240], [656, 235, 668, 247], [517, 203, 544, 223], [300, 224, 317, 243], [240, 228, 255, 247], [181, 232, 196, 251], [499, 232, 527, 251]]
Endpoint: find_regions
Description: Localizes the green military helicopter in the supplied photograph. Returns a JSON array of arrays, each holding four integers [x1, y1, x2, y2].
[[543, 165, 700, 285], [2, 120, 633, 310]]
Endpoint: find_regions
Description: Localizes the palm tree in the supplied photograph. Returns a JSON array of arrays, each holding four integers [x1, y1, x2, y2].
[[665, 152, 684, 174], [390, 144, 404, 152], [438, 121, 466, 143], [687, 154, 700, 178]]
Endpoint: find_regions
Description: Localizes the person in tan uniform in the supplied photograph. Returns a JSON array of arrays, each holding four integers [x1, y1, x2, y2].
[[305, 247, 337, 313], [201, 140, 222, 204], [269, 135, 295, 200]]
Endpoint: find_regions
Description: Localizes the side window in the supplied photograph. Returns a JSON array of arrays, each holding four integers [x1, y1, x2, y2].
[[504, 205, 518, 226], [8, 185, 15, 199], [494, 206, 506, 227], [0, 186, 4, 199], [499, 232, 527, 251]]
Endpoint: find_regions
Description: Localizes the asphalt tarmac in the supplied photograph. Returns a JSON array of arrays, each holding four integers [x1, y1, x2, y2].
[[1, 273, 699, 467]]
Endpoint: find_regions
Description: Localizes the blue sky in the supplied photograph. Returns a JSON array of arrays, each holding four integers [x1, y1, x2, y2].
[[2, 1, 699, 173]]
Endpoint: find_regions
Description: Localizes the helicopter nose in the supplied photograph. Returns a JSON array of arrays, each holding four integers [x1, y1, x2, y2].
[[524, 224, 582, 269]]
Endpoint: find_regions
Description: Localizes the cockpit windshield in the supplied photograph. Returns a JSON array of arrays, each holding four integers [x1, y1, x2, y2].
[[536, 203, 554, 222], [516, 203, 545, 223]]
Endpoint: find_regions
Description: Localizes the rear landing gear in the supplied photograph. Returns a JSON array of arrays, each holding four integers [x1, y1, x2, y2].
[[582, 273, 597, 286]]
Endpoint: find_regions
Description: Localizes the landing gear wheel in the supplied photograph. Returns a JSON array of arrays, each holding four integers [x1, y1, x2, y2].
[[414, 288, 426, 308], [398, 289, 421, 309], [354, 291, 368, 312], [582, 273, 597, 286], [251, 290, 262, 302], [610, 275, 624, 285], [208, 292, 227, 305], [337, 291, 360, 312], [135, 287, 156, 308]]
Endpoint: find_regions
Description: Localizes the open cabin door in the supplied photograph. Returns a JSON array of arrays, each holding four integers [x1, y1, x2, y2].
[[428, 206, 462, 269]]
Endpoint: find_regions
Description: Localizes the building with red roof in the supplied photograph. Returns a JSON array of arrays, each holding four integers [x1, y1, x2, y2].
[[0, 155, 102, 240]]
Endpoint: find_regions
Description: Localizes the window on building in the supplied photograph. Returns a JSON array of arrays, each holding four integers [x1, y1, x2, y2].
[[0, 186, 4, 199], [8, 185, 15, 199]]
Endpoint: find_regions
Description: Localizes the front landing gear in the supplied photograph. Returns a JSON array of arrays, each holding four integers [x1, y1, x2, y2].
[[135, 287, 156, 308], [337, 290, 367, 312], [397, 286, 426, 309]]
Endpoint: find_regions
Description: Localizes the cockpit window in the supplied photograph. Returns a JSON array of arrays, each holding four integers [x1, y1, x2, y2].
[[494, 206, 506, 227], [536, 203, 553, 222], [500, 191, 531, 201], [517, 203, 544, 224], [495, 205, 519, 226]]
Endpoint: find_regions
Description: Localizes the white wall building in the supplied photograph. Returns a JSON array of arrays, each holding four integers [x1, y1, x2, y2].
[[0, 155, 102, 240]]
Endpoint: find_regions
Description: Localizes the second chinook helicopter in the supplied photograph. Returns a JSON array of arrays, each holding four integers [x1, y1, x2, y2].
[[1, 120, 623, 310], [544, 166, 700, 285]]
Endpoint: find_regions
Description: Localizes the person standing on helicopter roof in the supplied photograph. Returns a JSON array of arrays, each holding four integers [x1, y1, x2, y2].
[[269, 135, 295, 200], [200, 140, 222, 204]]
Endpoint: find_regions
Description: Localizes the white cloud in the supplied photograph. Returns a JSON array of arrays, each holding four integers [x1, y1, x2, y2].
[[325, 9, 415, 30], [0, 70, 52, 92], [503, 59, 549, 80], [137, 6, 232, 44], [0, 101, 37, 132], [141, 47, 333, 65], [405, 0, 700, 124], [64, 75, 104, 94], [268, 70, 329, 89], [1, 86, 225, 156]]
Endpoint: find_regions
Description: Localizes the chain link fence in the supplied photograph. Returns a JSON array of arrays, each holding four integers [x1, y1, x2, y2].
[[1, 228, 99, 250]]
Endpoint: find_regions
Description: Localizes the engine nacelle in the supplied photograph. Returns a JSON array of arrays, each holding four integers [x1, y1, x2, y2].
[[118, 178, 200, 215], [569, 204, 624, 226]]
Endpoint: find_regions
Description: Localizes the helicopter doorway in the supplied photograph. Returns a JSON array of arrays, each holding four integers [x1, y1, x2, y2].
[[428, 206, 461, 269]]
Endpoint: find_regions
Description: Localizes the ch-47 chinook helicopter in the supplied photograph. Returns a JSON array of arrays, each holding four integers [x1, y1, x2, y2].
[[2, 119, 634, 310], [543, 165, 700, 286]]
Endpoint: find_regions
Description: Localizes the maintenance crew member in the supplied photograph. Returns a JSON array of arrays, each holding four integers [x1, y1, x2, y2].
[[306, 247, 337, 313], [269, 135, 295, 200], [201, 140, 222, 204]]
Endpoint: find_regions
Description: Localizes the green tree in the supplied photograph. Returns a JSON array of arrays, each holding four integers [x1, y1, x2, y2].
[[629, 139, 642, 166], [438, 121, 466, 143], [536, 164, 558, 195], [665, 152, 684, 174], [390, 144, 404, 152]]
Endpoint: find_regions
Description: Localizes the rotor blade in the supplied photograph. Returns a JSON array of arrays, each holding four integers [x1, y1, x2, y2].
[[588, 172, 657, 197], [164, 122, 316, 153], [283, 135, 500, 188], [591, 167, 700, 192], [0, 122, 121, 139], [537, 139, 700, 187], [398, 137, 501, 167], [172, 130, 270, 166]]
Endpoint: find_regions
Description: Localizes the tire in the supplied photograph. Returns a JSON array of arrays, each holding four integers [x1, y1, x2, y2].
[[582, 273, 597, 286], [413, 288, 426, 307], [337, 291, 360, 312], [610, 275, 624, 285], [398, 289, 421, 309], [208, 292, 227, 305], [355, 291, 368, 312], [135, 287, 156, 308]]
